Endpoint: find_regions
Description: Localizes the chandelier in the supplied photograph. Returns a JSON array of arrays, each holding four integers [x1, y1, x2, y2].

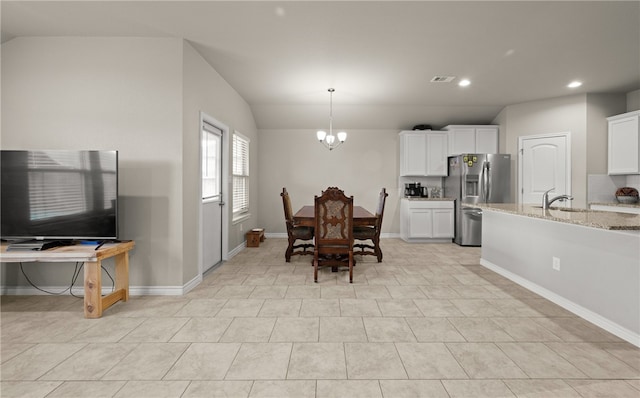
[[316, 88, 347, 150]]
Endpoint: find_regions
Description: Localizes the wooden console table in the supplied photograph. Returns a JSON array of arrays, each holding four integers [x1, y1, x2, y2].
[[0, 241, 134, 318]]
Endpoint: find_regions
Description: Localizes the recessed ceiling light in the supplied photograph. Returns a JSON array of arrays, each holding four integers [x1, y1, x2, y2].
[[458, 79, 471, 87], [567, 81, 582, 88]]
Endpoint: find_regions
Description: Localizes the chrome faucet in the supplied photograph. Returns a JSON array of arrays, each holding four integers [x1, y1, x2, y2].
[[542, 188, 574, 210]]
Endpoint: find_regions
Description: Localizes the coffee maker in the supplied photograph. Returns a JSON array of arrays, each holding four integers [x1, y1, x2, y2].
[[404, 182, 428, 198]]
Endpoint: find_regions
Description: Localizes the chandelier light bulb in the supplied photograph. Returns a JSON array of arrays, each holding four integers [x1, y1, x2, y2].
[[317, 130, 327, 141], [325, 135, 335, 145], [337, 131, 347, 142]]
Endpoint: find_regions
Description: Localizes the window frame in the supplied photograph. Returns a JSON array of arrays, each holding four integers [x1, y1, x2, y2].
[[232, 131, 250, 223], [201, 123, 222, 202]]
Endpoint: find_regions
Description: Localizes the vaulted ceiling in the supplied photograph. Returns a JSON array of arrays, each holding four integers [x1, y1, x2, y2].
[[2, 1, 639, 130]]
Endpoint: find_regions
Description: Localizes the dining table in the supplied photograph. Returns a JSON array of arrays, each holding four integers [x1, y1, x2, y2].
[[293, 205, 377, 228]]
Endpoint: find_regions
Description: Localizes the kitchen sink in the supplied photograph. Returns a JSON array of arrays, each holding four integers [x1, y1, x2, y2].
[[531, 206, 590, 213], [531, 205, 588, 212], [555, 207, 588, 212]]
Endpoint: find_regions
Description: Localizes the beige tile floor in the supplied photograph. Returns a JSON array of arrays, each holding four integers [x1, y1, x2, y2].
[[1, 238, 639, 397]]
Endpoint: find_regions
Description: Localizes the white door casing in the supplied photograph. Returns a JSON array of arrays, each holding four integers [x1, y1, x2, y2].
[[200, 112, 229, 276], [519, 132, 571, 205]]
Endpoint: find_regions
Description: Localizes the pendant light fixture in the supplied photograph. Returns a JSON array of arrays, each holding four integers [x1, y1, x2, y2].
[[316, 88, 347, 150]]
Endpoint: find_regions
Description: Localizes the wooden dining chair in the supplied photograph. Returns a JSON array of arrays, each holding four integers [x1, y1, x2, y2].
[[281, 188, 314, 262], [353, 188, 388, 262], [313, 187, 355, 283]]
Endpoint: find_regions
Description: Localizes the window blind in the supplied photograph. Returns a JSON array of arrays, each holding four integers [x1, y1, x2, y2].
[[232, 133, 250, 215]]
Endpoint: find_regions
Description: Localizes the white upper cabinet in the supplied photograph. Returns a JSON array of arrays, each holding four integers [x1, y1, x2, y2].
[[425, 132, 448, 176], [399, 130, 448, 176], [446, 127, 475, 154], [475, 128, 499, 153], [444, 125, 499, 155], [608, 110, 640, 175], [400, 131, 427, 176]]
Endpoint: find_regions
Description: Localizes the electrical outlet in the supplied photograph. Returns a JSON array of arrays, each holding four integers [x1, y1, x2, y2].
[[240, 223, 243, 232], [552, 257, 560, 271]]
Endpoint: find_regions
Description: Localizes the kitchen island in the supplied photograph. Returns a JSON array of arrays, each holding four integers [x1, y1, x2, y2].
[[477, 204, 640, 346]]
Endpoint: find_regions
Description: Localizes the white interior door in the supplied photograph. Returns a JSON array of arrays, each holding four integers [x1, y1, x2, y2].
[[519, 133, 571, 205], [202, 121, 223, 272]]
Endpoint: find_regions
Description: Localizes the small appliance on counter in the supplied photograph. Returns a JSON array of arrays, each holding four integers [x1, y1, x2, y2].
[[404, 182, 428, 198]]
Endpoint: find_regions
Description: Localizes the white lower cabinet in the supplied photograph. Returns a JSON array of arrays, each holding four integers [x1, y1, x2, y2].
[[401, 199, 454, 242], [407, 208, 433, 238], [432, 208, 455, 238]]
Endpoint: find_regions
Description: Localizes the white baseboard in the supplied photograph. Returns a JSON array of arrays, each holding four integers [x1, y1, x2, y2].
[[129, 285, 186, 296], [182, 273, 202, 295], [399, 237, 451, 243], [227, 241, 246, 258], [480, 257, 640, 348], [0, 285, 186, 296], [265, 232, 287, 239], [2, 273, 204, 297]]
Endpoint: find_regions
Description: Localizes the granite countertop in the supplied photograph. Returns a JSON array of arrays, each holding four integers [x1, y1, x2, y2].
[[403, 197, 455, 201], [590, 201, 640, 209], [476, 203, 640, 230]]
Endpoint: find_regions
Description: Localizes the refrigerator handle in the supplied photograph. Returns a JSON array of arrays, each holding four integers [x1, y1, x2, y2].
[[482, 161, 490, 202], [461, 168, 466, 200]]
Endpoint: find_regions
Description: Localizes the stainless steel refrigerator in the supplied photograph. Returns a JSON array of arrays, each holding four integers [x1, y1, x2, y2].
[[444, 154, 511, 246]]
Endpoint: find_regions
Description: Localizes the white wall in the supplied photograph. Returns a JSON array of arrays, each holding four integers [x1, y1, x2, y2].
[[1, 36, 258, 291], [257, 129, 400, 235], [1, 37, 185, 288], [181, 42, 258, 283], [495, 95, 588, 206], [493, 93, 630, 207], [586, 94, 627, 175], [628, 89, 640, 112]]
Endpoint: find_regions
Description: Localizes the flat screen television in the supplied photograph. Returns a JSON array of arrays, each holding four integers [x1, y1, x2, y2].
[[1, 150, 118, 242]]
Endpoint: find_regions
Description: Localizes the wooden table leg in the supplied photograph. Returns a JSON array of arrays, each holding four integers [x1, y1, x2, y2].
[[84, 251, 130, 318], [114, 251, 129, 302], [84, 260, 103, 318]]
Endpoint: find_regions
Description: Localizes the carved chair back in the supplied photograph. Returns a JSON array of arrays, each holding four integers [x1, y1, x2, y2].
[[314, 187, 353, 253]]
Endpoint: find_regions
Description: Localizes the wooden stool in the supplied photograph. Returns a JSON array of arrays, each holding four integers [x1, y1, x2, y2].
[[246, 228, 265, 247]]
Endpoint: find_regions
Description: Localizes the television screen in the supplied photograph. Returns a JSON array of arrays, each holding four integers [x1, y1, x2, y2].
[[1, 150, 118, 240]]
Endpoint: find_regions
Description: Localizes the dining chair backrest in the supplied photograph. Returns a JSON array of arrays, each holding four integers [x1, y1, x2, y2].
[[281, 187, 314, 262], [281, 188, 294, 223], [375, 188, 388, 229], [314, 187, 353, 248]]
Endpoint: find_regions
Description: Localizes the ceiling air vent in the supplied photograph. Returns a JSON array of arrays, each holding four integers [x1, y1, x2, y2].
[[430, 76, 456, 83]]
